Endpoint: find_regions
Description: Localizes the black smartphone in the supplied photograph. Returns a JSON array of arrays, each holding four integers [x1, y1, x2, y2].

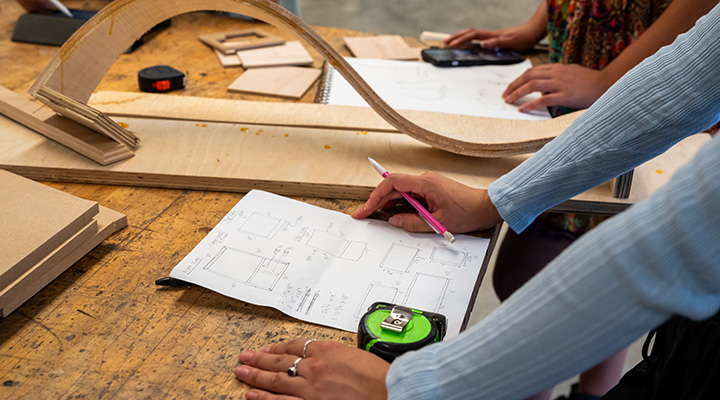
[[421, 45, 525, 67]]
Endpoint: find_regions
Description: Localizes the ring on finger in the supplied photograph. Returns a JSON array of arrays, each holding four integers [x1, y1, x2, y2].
[[287, 357, 302, 377], [302, 339, 317, 358]]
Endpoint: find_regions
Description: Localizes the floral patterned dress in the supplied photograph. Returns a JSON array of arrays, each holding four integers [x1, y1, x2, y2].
[[536, 0, 672, 237]]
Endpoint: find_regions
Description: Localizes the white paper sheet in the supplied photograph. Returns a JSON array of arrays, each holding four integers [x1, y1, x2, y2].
[[322, 57, 551, 120], [170, 190, 490, 337]]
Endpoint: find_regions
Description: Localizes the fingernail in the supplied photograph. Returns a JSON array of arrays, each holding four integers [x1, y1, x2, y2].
[[388, 215, 402, 227], [238, 351, 253, 363], [235, 366, 249, 379], [246, 391, 258, 400], [260, 346, 271, 353]]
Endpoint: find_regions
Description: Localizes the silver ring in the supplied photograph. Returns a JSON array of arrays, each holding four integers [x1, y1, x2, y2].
[[302, 339, 317, 358], [287, 357, 302, 377]]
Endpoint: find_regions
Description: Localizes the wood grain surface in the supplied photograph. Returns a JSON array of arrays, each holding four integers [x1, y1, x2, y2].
[[0, 2, 491, 397]]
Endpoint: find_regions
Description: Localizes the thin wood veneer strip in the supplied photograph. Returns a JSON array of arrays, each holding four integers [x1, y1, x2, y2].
[[29, 0, 580, 157]]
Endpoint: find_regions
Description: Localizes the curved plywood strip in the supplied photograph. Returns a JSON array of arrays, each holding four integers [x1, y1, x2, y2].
[[30, 0, 581, 157]]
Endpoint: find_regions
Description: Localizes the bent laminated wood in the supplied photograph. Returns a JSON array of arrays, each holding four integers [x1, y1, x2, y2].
[[29, 0, 581, 157]]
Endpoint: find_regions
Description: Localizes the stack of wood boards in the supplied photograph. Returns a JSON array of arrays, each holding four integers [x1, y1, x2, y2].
[[0, 85, 134, 165], [0, 170, 128, 317]]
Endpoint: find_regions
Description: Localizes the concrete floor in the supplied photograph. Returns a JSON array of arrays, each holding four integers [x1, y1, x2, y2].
[[298, 0, 646, 398]]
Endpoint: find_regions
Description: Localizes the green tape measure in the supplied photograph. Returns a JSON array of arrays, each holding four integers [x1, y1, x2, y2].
[[357, 302, 447, 362]]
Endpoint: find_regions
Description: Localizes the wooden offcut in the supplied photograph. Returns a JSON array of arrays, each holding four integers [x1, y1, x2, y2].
[[198, 29, 285, 54], [235, 41, 314, 68], [0, 86, 134, 165], [344, 35, 420, 60], [228, 67, 321, 99]]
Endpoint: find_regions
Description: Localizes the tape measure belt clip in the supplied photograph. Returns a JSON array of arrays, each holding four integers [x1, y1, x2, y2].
[[358, 302, 447, 363]]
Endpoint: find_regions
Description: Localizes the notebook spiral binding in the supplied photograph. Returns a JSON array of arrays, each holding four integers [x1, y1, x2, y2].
[[314, 61, 335, 104]]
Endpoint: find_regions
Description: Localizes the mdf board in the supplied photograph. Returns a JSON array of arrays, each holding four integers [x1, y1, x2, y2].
[[0, 169, 99, 290], [198, 29, 285, 54], [0, 206, 128, 317], [236, 41, 314, 68], [344, 35, 420, 60], [228, 67, 321, 99], [214, 49, 243, 67], [0, 113, 710, 215]]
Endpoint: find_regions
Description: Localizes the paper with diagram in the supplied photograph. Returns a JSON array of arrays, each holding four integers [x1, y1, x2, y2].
[[320, 57, 551, 120], [170, 190, 490, 337]]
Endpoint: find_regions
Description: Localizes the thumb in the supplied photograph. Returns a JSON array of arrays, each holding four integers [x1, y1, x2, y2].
[[388, 214, 434, 233]]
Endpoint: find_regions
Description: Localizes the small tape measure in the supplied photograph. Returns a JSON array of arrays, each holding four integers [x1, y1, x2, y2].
[[138, 65, 187, 93], [358, 302, 447, 362]]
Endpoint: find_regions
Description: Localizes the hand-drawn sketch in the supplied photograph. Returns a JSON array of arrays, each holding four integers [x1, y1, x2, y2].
[[355, 283, 399, 318], [430, 246, 467, 266], [403, 273, 451, 313], [306, 229, 367, 261], [239, 212, 283, 239], [170, 190, 490, 337], [380, 243, 419, 273], [203, 246, 288, 291]]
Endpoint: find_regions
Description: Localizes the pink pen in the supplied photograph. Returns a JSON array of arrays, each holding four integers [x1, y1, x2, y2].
[[368, 157, 456, 243]]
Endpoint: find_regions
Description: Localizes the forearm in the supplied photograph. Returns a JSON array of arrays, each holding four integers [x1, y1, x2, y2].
[[490, 4, 720, 233], [522, 0, 549, 44], [388, 126, 720, 400], [599, 0, 719, 89]]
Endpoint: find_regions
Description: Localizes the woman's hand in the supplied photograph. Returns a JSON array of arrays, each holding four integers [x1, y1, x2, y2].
[[235, 339, 390, 400], [445, 26, 540, 51], [503, 63, 611, 112], [351, 171, 502, 234]]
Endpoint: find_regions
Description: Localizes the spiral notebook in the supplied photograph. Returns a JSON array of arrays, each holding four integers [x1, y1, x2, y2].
[[318, 57, 550, 121]]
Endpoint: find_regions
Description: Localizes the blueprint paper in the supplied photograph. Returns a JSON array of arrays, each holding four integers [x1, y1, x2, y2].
[[170, 190, 490, 337], [324, 57, 551, 120]]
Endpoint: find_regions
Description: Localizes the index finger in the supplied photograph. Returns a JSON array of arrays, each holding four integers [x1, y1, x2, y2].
[[352, 173, 431, 219]]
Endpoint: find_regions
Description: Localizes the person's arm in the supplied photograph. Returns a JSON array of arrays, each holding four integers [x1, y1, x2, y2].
[[444, 1, 547, 50], [386, 6, 720, 399], [503, 0, 719, 112]]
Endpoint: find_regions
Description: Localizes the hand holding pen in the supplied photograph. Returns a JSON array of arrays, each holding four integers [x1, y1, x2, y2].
[[352, 159, 503, 240]]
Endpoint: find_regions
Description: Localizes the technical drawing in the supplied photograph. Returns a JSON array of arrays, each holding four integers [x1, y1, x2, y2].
[[355, 284, 399, 318], [239, 212, 283, 239], [430, 247, 467, 266], [306, 230, 366, 261], [380, 243, 419, 273], [394, 80, 447, 101], [402, 273, 450, 313], [203, 246, 288, 291]]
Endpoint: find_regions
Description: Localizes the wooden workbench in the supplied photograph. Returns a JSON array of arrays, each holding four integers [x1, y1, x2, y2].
[[0, 1, 495, 398]]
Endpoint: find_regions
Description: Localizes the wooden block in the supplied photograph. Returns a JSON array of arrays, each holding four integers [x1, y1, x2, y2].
[[0, 206, 128, 317], [0, 86, 134, 165], [228, 67, 321, 99], [344, 35, 420, 60], [214, 49, 243, 67], [0, 169, 99, 290], [198, 29, 285, 55], [236, 41, 314, 68]]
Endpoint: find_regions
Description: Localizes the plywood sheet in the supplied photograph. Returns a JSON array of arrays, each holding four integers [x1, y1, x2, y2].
[[0, 114, 709, 215], [344, 35, 420, 60], [0, 206, 128, 317], [214, 49, 243, 67], [228, 67, 321, 99], [236, 41, 314, 68], [0, 169, 99, 290]]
